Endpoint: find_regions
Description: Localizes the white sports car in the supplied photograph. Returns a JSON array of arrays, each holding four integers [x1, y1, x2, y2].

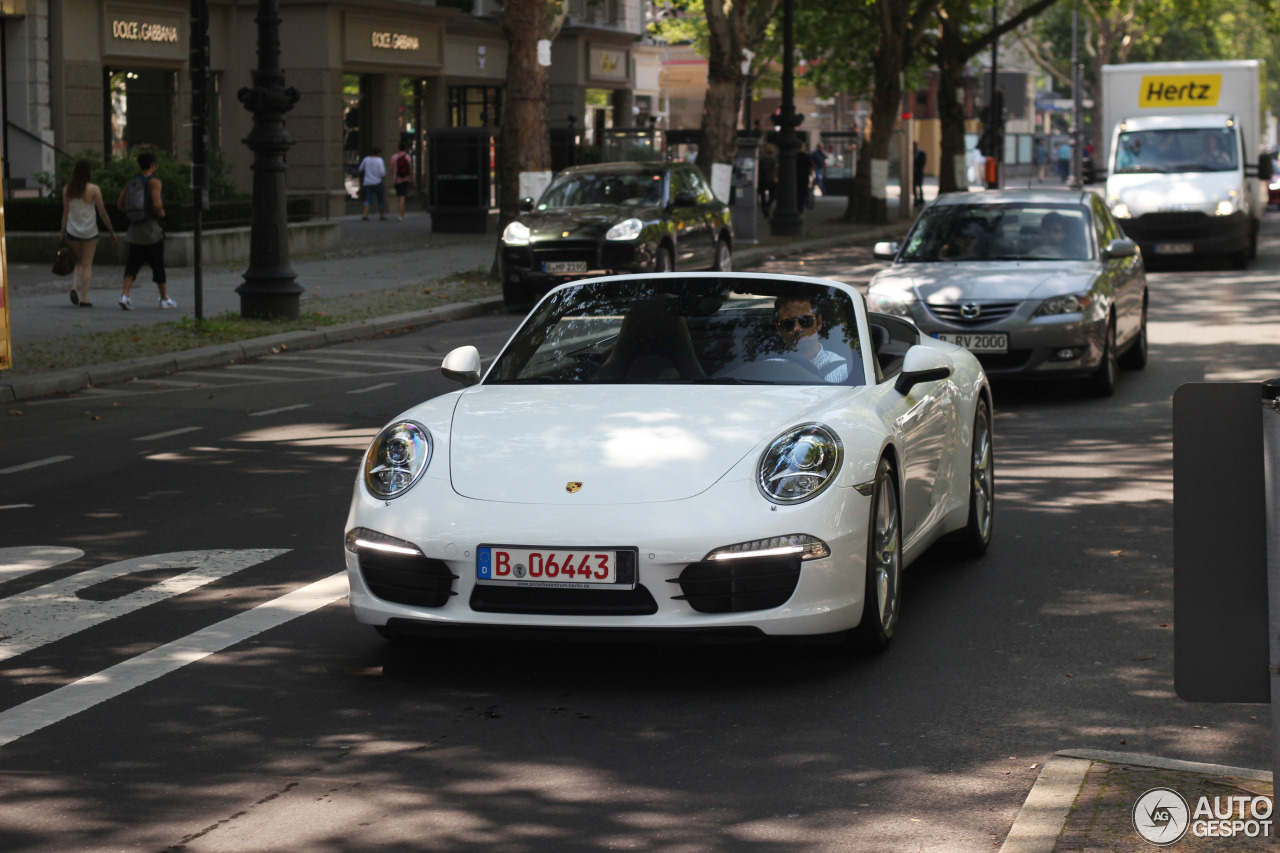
[[344, 273, 993, 650]]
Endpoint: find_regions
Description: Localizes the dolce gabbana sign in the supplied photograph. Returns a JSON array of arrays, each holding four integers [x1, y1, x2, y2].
[[371, 31, 420, 51], [344, 14, 441, 68], [103, 6, 185, 59]]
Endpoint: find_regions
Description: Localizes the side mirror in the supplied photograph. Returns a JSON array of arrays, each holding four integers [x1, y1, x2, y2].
[[1103, 237, 1138, 259], [669, 190, 699, 209], [894, 345, 953, 395], [519, 197, 535, 213], [1260, 155, 1275, 183], [873, 241, 899, 261], [441, 346, 482, 387]]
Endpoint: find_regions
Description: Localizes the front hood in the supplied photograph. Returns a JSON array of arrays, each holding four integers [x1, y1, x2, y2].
[[524, 207, 638, 241], [449, 385, 847, 504], [1108, 171, 1241, 215], [870, 263, 1096, 302]]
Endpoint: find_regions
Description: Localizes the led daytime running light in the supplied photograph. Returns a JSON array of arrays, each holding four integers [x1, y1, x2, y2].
[[345, 527, 423, 556], [706, 534, 831, 562]]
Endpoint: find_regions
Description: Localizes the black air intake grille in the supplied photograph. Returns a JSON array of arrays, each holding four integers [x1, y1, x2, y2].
[[359, 552, 457, 608], [672, 555, 802, 614]]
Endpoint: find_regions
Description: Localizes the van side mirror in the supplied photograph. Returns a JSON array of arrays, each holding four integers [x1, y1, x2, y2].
[[441, 346, 482, 386], [1259, 155, 1275, 182], [894, 346, 953, 395]]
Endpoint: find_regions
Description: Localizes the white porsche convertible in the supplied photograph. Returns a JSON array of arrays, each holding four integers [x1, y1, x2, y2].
[[344, 273, 993, 650]]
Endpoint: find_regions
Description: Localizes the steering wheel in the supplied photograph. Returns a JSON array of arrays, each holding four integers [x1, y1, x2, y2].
[[777, 350, 829, 380]]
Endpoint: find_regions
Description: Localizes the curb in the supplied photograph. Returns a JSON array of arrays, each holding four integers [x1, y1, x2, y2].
[[998, 750, 1274, 853], [0, 221, 909, 405]]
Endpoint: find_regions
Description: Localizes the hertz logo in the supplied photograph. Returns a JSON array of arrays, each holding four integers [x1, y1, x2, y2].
[[1139, 75, 1221, 107]]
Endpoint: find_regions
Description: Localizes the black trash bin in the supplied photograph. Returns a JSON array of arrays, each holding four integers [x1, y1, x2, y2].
[[428, 128, 495, 233]]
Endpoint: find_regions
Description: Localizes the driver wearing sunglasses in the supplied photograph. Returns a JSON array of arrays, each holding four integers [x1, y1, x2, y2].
[[772, 296, 848, 383]]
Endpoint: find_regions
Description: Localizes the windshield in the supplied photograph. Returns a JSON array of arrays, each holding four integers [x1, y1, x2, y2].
[[898, 203, 1093, 262], [1113, 127, 1239, 173], [487, 277, 866, 386], [538, 171, 665, 209]]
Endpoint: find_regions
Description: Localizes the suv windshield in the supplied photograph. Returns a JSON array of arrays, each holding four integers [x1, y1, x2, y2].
[[538, 171, 665, 209], [487, 277, 865, 386], [898, 203, 1093, 262], [1114, 127, 1239, 174]]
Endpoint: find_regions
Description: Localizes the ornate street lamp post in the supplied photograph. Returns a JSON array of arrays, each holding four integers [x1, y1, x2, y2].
[[770, 0, 803, 236], [235, 0, 301, 319]]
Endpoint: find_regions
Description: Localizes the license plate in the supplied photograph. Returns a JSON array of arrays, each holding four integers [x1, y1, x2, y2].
[[542, 261, 588, 274], [935, 332, 1008, 353], [476, 546, 622, 588], [1155, 242, 1194, 255]]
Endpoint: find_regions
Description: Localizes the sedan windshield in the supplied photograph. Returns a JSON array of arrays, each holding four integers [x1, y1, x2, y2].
[[1113, 128, 1239, 173], [899, 203, 1093, 262], [538, 171, 665, 209], [487, 277, 865, 386]]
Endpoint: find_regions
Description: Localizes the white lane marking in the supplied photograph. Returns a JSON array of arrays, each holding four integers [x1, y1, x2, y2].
[[136, 427, 204, 442], [0, 549, 290, 661], [0, 504, 34, 511], [249, 404, 311, 417], [323, 349, 440, 360], [276, 356, 437, 370], [223, 365, 362, 377], [0, 546, 85, 582], [0, 572, 347, 748], [0, 456, 73, 474], [347, 382, 396, 395]]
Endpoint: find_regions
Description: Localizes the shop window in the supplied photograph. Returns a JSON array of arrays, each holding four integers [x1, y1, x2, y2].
[[106, 69, 177, 156], [449, 86, 502, 128], [399, 78, 431, 192], [343, 73, 371, 175]]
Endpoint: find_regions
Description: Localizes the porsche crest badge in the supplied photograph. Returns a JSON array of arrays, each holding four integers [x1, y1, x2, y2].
[[566, 482, 584, 493]]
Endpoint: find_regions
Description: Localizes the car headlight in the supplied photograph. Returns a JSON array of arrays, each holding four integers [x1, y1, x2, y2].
[[1032, 293, 1093, 317], [502, 221, 531, 245], [1215, 196, 1237, 216], [868, 290, 916, 318], [1110, 201, 1131, 219], [705, 534, 831, 562], [364, 421, 432, 499], [757, 424, 843, 504], [605, 218, 643, 241]]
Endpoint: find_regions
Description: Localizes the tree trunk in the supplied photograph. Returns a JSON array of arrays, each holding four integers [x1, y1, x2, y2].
[[846, 32, 904, 224], [697, 72, 742, 177], [935, 47, 968, 194]]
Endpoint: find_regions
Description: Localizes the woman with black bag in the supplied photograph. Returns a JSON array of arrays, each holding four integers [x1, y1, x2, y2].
[[60, 159, 117, 307]]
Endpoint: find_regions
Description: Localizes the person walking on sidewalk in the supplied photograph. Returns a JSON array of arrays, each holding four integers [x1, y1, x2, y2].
[[912, 142, 927, 206], [116, 152, 175, 310], [359, 148, 388, 221], [61, 159, 116, 308], [390, 142, 413, 221]]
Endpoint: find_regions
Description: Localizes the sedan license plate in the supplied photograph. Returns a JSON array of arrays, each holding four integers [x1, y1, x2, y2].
[[935, 332, 1008, 353], [542, 261, 588, 274], [477, 546, 622, 588], [1155, 242, 1194, 255]]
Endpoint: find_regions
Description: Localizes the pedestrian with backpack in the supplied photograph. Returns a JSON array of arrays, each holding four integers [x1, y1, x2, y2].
[[390, 141, 413, 222], [358, 147, 388, 221], [116, 151, 175, 310]]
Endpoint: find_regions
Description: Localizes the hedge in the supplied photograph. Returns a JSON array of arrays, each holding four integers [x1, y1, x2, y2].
[[5, 196, 319, 233]]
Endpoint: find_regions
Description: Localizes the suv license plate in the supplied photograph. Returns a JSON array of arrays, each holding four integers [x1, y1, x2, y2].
[[935, 332, 1008, 353], [1155, 243, 1193, 255], [542, 261, 588, 273], [477, 546, 622, 588]]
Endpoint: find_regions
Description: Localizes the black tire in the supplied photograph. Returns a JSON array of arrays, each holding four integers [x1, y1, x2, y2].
[[502, 276, 534, 314], [852, 458, 902, 652], [956, 396, 994, 557], [1081, 316, 1118, 398], [712, 238, 732, 271], [1118, 296, 1148, 371], [654, 245, 674, 273]]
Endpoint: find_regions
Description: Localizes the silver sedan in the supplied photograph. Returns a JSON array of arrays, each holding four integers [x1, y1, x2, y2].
[[867, 189, 1148, 396]]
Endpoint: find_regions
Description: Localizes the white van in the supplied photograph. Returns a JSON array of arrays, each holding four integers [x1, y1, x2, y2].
[[1102, 61, 1271, 268]]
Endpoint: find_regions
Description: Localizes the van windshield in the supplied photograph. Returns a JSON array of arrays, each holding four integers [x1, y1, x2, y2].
[[1113, 127, 1239, 174]]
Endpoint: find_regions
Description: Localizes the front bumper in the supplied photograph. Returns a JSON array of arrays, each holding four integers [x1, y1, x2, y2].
[[500, 240, 654, 292], [1119, 211, 1250, 258], [906, 305, 1107, 379], [344, 472, 871, 638]]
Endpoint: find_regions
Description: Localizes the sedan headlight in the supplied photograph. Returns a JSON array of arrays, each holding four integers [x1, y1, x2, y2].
[[364, 421, 432, 499], [868, 290, 916, 318], [1110, 202, 1131, 219], [757, 424, 843, 504], [605, 218, 643, 241], [1032, 293, 1093, 317], [502, 221, 531, 245]]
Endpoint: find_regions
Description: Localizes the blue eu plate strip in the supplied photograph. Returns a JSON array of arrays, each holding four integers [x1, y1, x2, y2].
[[477, 547, 492, 579]]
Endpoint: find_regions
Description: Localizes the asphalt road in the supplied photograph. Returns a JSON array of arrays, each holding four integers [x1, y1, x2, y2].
[[2, 224, 1279, 852]]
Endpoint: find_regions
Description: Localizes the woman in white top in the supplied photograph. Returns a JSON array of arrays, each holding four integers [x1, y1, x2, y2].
[[61, 159, 117, 307]]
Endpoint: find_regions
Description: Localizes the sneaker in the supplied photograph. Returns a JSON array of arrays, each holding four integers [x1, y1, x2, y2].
[[69, 289, 79, 306], [159, 298, 177, 309], [118, 294, 132, 310]]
